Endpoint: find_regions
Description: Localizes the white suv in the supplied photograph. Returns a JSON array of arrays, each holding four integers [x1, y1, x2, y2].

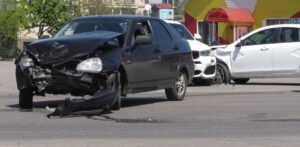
[[215, 24, 300, 84], [166, 20, 216, 85]]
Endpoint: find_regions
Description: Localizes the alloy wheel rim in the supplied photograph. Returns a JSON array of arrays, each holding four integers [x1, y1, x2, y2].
[[216, 66, 225, 84], [176, 73, 185, 96]]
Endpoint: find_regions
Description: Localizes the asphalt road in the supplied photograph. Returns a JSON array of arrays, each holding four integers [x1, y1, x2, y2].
[[1, 61, 300, 146]]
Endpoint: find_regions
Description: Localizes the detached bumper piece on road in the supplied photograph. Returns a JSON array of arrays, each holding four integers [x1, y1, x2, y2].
[[47, 73, 119, 118]]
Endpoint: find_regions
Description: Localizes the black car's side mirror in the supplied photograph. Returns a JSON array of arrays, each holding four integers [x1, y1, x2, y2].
[[135, 35, 152, 46], [40, 35, 50, 39]]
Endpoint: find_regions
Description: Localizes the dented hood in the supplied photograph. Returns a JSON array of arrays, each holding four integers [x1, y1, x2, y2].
[[26, 31, 122, 65]]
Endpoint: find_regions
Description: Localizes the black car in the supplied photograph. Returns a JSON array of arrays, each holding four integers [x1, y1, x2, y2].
[[15, 15, 194, 114]]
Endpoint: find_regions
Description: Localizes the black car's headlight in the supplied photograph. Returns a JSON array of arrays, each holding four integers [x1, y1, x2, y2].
[[76, 57, 103, 73], [20, 56, 34, 71]]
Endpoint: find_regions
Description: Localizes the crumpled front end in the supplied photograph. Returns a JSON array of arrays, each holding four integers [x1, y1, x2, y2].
[[17, 52, 119, 96], [192, 50, 217, 79], [15, 32, 123, 115], [16, 31, 122, 95]]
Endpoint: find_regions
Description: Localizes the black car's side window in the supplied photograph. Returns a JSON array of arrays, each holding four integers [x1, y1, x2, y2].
[[243, 29, 276, 46], [131, 21, 153, 46], [279, 28, 300, 43], [149, 20, 172, 43]]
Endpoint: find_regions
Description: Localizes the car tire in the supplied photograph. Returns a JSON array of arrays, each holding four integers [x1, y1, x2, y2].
[[110, 91, 121, 110], [233, 78, 250, 84], [19, 88, 33, 109], [214, 63, 230, 84], [165, 71, 187, 101], [110, 72, 121, 110]]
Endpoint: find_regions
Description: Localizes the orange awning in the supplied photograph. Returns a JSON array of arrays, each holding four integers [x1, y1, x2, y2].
[[205, 8, 254, 23]]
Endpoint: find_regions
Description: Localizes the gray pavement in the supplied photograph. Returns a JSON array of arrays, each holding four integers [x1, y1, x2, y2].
[[1, 61, 300, 146]]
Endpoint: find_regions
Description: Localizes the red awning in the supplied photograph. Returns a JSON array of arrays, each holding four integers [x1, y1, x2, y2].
[[205, 8, 254, 23], [153, 3, 173, 9], [292, 11, 300, 18]]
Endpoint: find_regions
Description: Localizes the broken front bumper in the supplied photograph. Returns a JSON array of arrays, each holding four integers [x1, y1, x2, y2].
[[16, 56, 119, 99]]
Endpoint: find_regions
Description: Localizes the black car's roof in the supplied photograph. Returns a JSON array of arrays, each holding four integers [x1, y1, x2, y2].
[[72, 15, 161, 21]]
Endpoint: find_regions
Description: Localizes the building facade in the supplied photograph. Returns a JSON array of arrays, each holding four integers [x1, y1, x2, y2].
[[152, 3, 174, 20], [79, 0, 148, 15], [182, 0, 300, 45]]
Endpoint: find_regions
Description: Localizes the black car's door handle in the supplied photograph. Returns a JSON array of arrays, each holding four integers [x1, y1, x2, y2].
[[154, 48, 161, 53], [173, 46, 179, 50]]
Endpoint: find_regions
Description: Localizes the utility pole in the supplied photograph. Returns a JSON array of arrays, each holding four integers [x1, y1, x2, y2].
[[172, 0, 175, 8]]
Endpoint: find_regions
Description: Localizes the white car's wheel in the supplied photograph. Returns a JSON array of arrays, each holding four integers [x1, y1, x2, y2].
[[214, 63, 230, 84]]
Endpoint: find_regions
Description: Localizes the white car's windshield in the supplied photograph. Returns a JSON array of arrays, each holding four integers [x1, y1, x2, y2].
[[54, 20, 128, 38], [169, 23, 194, 40]]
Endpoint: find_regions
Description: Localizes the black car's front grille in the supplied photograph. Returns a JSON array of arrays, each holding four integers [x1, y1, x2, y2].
[[204, 65, 216, 75], [192, 51, 199, 59]]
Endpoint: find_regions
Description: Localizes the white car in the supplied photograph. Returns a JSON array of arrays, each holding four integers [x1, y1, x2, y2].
[[215, 24, 300, 84], [166, 20, 216, 84]]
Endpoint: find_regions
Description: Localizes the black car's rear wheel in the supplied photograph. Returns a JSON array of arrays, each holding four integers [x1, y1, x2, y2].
[[233, 78, 250, 84], [19, 88, 33, 109], [165, 71, 187, 101]]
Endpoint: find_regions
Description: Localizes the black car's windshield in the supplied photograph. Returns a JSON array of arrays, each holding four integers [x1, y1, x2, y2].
[[169, 23, 194, 40], [54, 20, 128, 38]]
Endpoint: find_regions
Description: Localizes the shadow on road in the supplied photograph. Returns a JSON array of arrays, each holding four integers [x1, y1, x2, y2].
[[291, 90, 300, 93], [237, 82, 300, 86], [121, 97, 167, 108], [6, 97, 168, 119], [8, 97, 167, 109], [7, 100, 64, 109], [252, 118, 300, 122]]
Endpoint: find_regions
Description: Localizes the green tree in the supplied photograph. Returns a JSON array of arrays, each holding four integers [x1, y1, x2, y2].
[[80, 0, 113, 16], [22, 0, 72, 38], [0, 0, 24, 59]]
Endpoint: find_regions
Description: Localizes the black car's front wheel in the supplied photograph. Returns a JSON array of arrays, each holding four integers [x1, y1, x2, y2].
[[110, 72, 121, 110], [19, 88, 33, 109], [165, 71, 187, 101]]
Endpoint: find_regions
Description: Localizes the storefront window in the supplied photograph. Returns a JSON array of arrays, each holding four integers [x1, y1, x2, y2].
[[291, 18, 300, 24], [198, 21, 218, 45], [266, 19, 290, 26], [265, 18, 300, 26]]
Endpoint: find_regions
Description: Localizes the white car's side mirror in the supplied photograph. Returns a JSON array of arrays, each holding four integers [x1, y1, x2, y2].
[[194, 34, 202, 40], [235, 40, 242, 48]]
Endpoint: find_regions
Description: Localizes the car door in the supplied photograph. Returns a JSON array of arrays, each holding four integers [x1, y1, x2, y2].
[[272, 27, 300, 76], [125, 20, 163, 88], [231, 28, 277, 77], [149, 20, 178, 83]]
